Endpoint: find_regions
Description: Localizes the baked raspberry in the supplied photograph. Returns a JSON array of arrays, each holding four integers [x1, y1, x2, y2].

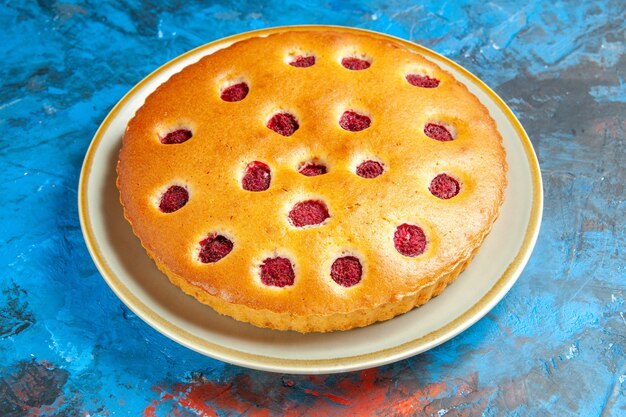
[[429, 173, 460, 199], [158, 185, 189, 213], [267, 112, 299, 136], [299, 163, 327, 176], [394, 224, 427, 257], [220, 82, 249, 102], [160, 129, 192, 144], [288, 200, 329, 227], [341, 57, 370, 70], [260, 257, 295, 287], [290, 55, 315, 68], [331, 256, 362, 287], [356, 160, 384, 178], [424, 123, 454, 141], [242, 161, 271, 192], [406, 74, 440, 88], [199, 234, 233, 263], [339, 111, 371, 132]]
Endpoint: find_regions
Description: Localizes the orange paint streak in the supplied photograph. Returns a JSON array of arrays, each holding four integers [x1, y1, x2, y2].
[[390, 381, 448, 413], [176, 383, 220, 417], [166, 376, 271, 417], [304, 389, 351, 406], [142, 368, 463, 416], [324, 392, 351, 406], [142, 402, 157, 417], [360, 368, 378, 390]]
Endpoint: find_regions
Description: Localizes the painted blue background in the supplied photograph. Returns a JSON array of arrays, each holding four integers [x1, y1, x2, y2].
[[1, 1, 624, 415]]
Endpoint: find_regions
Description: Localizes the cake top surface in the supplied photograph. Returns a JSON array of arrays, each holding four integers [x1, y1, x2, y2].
[[118, 31, 507, 316]]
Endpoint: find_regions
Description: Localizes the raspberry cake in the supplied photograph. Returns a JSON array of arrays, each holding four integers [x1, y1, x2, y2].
[[117, 30, 507, 333]]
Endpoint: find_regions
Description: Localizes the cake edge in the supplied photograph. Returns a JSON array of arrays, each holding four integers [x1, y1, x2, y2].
[[148, 233, 484, 333]]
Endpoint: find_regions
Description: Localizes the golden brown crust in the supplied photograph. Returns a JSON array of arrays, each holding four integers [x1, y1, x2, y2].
[[117, 31, 507, 332]]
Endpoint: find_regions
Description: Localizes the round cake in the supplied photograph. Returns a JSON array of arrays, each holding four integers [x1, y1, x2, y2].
[[117, 30, 507, 333]]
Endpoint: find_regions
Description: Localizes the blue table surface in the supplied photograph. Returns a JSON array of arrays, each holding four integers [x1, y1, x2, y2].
[[1, 1, 624, 416]]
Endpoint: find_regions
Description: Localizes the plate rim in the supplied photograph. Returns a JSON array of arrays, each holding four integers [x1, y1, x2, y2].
[[78, 24, 543, 374]]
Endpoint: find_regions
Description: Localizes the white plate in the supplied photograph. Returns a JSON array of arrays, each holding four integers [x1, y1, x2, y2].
[[79, 26, 542, 374]]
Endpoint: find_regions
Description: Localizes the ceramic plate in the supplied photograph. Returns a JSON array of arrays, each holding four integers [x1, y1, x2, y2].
[[78, 26, 542, 374]]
